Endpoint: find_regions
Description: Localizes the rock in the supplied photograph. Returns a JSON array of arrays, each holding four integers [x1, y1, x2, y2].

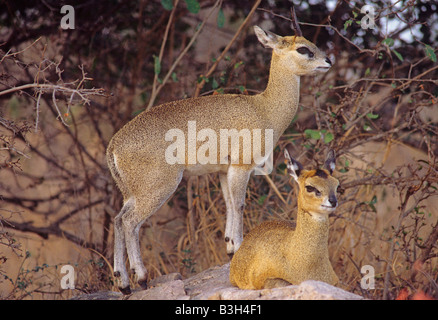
[[183, 263, 232, 299], [72, 263, 363, 300], [71, 291, 124, 300], [292, 280, 363, 300], [128, 279, 189, 300], [148, 272, 183, 287]]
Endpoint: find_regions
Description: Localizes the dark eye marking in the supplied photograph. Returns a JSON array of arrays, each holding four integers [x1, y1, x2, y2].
[[296, 46, 314, 58], [305, 185, 321, 196]]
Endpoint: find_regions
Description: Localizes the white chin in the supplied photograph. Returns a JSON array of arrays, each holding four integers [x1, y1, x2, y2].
[[320, 205, 336, 212], [315, 67, 330, 73]]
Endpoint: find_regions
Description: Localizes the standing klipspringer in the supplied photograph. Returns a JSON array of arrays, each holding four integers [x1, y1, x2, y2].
[[107, 8, 332, 294]]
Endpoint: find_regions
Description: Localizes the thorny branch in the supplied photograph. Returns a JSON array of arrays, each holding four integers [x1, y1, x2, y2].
[[0, 77, 107, 132]]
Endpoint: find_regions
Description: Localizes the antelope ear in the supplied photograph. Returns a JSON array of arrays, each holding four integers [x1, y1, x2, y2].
[[254, 26, 281, 49], [284, 145, 303, 182], [323, 149, 336, 174]]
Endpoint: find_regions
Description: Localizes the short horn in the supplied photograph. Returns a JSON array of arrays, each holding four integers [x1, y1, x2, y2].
[[290, 7, 303, 37]]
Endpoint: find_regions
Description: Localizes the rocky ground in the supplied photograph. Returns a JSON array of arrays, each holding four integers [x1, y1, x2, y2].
[[72, 263, 363, 300]]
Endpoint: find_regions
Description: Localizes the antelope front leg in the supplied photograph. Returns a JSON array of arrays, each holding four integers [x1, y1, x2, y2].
[[221, 166, 251, 256], [219, 173, 234, 256]]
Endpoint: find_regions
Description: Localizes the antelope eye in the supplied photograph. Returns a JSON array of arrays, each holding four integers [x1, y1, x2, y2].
[[305, 185, 321, 196], [296, 47, 314, 58]]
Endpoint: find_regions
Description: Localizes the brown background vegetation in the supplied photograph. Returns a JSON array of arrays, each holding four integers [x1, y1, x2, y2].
[[0, 0, 437, 299]]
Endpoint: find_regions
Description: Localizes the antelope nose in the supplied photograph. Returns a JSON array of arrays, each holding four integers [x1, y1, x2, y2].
[[325, 57, 332, 66], [329, 195, 337, 207]]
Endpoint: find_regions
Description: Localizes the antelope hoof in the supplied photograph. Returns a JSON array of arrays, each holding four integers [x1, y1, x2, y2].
[[119, 286, 132, 295]]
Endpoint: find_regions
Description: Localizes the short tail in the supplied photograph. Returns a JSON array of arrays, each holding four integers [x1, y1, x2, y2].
[[106, 141, 127, 198]]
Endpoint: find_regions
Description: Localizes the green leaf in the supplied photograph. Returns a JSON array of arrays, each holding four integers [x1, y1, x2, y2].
[[161, 0, 173, 11], [324, 132, 334, 144], [382, 38, 394, 47], [258, 194, 267, 205], [392, 49, 404, 62], [364, 67, 371, 76], [344, 19, 353, 31], [171, 72, 178, 82], [367, 195, 377, 212], [184, 0, 200, 14], [234, 61, 244, 69], [153, 55, 161, 75], [304, 129, 321, 140], [217, 8, 225, 28], [197, 75, 209, 83], [425, 44, 437, 62], [366, 112, 379, 119], [212, 78, 218, 89], [140, 91, 148, 103]]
